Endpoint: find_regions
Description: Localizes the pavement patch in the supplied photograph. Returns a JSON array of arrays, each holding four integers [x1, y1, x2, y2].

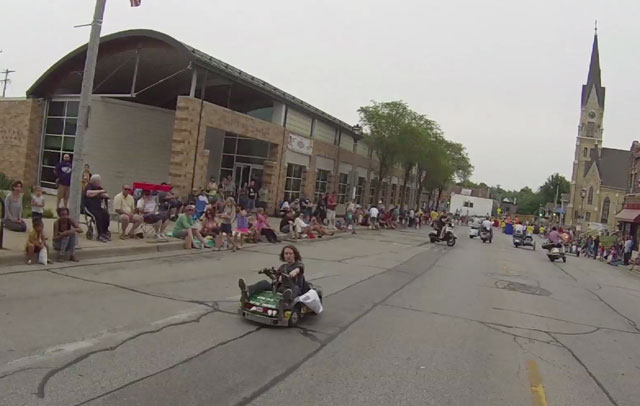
[[495, 280, 552, 296]]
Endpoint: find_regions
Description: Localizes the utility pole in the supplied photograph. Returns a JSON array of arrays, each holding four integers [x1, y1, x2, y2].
[[68, 0, 107, 221], [0, 69, 15, 97]]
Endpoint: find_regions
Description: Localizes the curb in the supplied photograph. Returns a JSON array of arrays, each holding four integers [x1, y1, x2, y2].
[[0, 240, 185, 267]]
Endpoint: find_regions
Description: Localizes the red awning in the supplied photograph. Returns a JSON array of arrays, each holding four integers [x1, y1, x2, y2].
[[615, 209, 640, 223]]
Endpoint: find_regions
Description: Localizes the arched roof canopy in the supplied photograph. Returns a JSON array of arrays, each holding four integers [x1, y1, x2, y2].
[[27, 29, 359, 137]]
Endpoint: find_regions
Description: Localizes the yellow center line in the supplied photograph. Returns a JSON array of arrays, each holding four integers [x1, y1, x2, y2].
[[526, 360, 548, 406]]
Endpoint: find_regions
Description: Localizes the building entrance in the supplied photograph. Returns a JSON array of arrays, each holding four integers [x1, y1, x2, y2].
[[234, 163, 263, 190]]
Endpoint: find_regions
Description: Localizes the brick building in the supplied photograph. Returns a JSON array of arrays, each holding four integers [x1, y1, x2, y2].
[[0, 29, 424, 214]]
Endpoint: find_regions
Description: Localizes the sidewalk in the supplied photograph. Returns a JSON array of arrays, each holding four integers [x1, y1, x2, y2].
[[0, 193, 349, 266]]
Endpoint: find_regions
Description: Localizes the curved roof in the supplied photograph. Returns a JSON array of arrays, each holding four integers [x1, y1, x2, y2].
[[28, 29, 357, 137]]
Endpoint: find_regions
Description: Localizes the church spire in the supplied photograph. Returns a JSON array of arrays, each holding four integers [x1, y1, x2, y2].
[[581, 24, 605, 109]]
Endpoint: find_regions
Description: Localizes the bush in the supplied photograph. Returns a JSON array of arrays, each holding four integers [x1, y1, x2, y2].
[[43, 208, 56, 219], [0, 172, 14, 190]]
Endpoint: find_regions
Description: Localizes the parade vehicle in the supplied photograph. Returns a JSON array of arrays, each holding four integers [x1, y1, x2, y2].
[[429, 222, 457, 247], [479, 228, 492, 243], [543, 242, 566, 262], [513, 233, 535, 250], [239, 267, 323, 327]]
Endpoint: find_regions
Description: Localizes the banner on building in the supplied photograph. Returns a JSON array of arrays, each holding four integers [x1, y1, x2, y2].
[[287, 132, 313, 155]]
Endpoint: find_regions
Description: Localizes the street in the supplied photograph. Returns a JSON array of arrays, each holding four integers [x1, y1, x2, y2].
[[1, 227, 640, 406]]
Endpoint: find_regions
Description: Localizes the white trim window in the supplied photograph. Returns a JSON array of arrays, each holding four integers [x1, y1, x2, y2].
[[314, 169, 329, 202], [338, 173, 348, 203], [284, 163, 304, 202], [40, 100, 79, 189]]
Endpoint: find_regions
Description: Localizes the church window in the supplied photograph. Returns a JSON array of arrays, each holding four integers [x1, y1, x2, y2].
[[587, 187, 594, 204], [601, 197, 610, 224]]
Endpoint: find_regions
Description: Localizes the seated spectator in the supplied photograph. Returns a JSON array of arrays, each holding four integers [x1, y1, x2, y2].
[[4, 180, 27, 232], [294, 212, 311, 239], [84, 174, 111, 242], [113, 184, 143, 239], [31, 186, 45, 222], [52, 207, 81, 262], [255, 207, 279, 243], [280, 210, 295, 236], [158, 183, 182, 221], [201, 207, 223, 249], [25, 218, 51, 264], [136, 189, 170, 240], [173, 205, 208, 249], [310, 216, 334, 237]]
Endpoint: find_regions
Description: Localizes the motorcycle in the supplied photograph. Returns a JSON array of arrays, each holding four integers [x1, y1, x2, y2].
[[429, 222, 457, 247], [479, 228, 492, 243], [543, 242, 566, 262]]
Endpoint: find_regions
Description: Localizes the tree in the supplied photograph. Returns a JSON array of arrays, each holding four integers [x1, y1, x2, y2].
[[359, 101, 415, 203], [538, 173, 570, 205]]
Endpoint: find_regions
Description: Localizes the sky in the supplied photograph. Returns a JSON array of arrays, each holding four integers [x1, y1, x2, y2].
[[2, 0, 640, 190]]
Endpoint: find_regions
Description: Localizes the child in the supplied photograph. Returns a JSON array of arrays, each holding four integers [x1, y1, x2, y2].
[[31, 186, 45, 221], [234, 207, 250, 248], [25, 219, 51, 265]]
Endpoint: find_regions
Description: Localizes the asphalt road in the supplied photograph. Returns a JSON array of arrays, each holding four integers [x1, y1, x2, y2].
[[1, 226, 639, 406]]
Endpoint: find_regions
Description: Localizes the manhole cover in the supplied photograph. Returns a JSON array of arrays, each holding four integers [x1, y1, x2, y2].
[[494, 280, 551, 296]]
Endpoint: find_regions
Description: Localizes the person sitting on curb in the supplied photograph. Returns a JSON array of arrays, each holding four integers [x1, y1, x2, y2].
[[201, 207, 223, 250], [294, 211, 312, 239], [238, 245, 308, 304], [173, 205, 208, 249], [255, 207, 279, 243], [113, 184, 143, 239], [136, 189, 169, 240], [279, 210, 295, 238], [310, 216, 334, 237], [25, 218, 52, 265], [4, 180, 27, 232], [52, 207, 81, 262]]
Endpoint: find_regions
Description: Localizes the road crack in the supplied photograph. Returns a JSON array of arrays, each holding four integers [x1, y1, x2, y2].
[[37, 309, 216, 398], [587, 289, 640, 333], [547, 333, 619, 406]]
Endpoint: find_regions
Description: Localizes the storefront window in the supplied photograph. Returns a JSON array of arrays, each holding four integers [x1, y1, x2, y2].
[[356, 176, 366, 205], [40, 100, 79, 189], [338, 173, 348, 203], [314, 169, 329, 203], [284, 163, 304, 201]]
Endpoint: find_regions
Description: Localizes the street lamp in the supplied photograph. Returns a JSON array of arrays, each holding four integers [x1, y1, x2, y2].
[[580, 188, 587, 228]]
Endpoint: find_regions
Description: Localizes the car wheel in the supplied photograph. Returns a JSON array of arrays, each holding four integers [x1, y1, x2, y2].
[[288, 306, 301, 327]]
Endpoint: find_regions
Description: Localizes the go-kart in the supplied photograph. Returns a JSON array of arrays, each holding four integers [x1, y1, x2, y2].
[[238, 267, 323, 327], [513, 232, 535, 250]]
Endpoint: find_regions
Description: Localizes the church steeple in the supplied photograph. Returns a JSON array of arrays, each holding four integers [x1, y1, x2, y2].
[[581, 25, 605, 109]]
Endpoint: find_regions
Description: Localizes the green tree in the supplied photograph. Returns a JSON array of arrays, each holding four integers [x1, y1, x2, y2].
[[538, 173, 570, 205]]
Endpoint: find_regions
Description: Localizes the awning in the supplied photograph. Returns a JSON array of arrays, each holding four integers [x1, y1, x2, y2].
[[615, 209, 640, 223]]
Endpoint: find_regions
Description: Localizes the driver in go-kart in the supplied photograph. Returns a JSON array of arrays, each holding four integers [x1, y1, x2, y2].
[[239, 244, 309, 304]]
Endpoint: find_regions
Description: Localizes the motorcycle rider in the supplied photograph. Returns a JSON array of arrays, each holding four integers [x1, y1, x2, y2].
[[543, 226, 563, 250], [434, 212, 450, 238], [481, 216, 493, 239]]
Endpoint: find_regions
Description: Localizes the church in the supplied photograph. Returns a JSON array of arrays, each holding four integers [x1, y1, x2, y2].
[[566, 30, 630, 229]]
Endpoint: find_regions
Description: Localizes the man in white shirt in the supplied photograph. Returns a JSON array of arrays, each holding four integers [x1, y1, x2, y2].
[[369, 205, 379, 230], [294, 212, 310, 238], [113, 185, 143, 239], [136, 190, 169, 239], [514, 222, 525, 236]]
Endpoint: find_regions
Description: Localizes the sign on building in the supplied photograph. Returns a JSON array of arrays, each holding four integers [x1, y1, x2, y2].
[[287, 132, 313, 155]]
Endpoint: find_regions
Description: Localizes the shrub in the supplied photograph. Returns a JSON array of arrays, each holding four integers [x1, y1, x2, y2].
[[43, 208, 56, 219], [0, 172, 14, 190]]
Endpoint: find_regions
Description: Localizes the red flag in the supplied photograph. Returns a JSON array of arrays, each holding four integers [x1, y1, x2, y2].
[[130, 0, 141, 7]]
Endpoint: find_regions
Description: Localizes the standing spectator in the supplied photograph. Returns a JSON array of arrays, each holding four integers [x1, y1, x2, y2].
[[224, 175, 236, 198], [593, 235, 600, 260], [238, 182, 249, 209], [369, 204, 379, 230], [136, 190, 170, 240], [113, 184, 143, 239], [52, 207, 81, 262], [289, 198, 300, 213], [84, 174, 111, 242], [327, 191, 338, 229], [172, 205, 208, 249], [25, 218, 51, 264], [300, 195, 312, 221], [234, 206, 250, 249], [279, 199, 290, 217], [624, 235, 634, 266], [207, 177, 218, 194], [54, 153, 73, 208], [345, 200, 357, 234], [313, 196, 327, 225], [31, 186, 45, 222], [4, 180, 27, 232], [81, 164, 92, 190], [220, 197, 238, 251], [247, 180, 259, 212]]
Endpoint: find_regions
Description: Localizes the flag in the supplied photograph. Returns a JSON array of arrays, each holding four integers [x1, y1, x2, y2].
[[130, 0, 141, 7]]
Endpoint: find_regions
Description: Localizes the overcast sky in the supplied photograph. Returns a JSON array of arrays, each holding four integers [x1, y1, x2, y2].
[[3, 0, 639, 190]]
